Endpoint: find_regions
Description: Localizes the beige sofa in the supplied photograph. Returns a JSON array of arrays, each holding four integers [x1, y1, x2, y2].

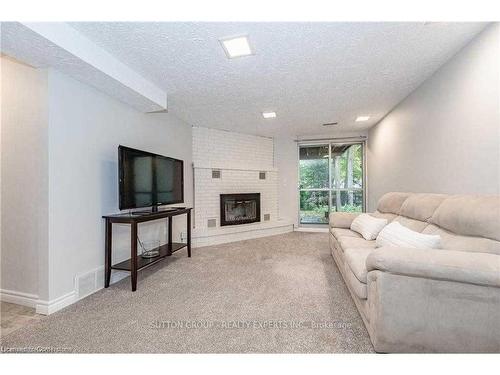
[[329, 192, 500, 353]]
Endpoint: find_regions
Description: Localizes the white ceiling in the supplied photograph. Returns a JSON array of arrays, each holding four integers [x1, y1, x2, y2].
[[66, 22, 486, 136]]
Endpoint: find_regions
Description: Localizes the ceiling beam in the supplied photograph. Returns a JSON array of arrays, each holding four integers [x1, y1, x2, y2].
[[1, 22, 167, 112]]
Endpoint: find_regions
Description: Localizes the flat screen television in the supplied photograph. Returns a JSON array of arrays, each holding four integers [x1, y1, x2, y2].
[[118, 145, 184, 211]]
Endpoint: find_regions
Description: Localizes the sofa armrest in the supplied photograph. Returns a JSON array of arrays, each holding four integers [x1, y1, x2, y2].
[[329, 212, 361, 228], [366, 247, 500, 288]]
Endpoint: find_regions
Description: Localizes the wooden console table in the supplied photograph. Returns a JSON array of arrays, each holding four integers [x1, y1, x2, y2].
[[102, 208, 192, 291]]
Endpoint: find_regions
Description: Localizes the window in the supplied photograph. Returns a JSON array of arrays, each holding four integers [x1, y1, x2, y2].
[[299, 142, 365, 224]]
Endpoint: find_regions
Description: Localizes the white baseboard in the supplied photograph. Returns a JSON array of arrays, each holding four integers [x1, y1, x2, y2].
[[2, 265, 130, 315], [35, 267, 129, 315], [35, 291, 77, 315], [1, 288, 76, 315], [294, 226, 329, 233], [0, 289, 39, 308]]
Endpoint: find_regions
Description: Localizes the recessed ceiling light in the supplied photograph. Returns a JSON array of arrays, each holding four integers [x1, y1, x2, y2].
[[262, 111, 277, 119], [355, 116, 370, 122], [220, 35, 253, 59]]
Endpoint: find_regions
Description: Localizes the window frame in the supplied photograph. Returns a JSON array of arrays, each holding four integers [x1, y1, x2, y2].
[[297, 139, 367, 226]]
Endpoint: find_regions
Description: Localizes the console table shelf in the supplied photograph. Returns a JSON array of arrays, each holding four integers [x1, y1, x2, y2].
[[103, 208, 192, 291], [111, 242, 187, 272]]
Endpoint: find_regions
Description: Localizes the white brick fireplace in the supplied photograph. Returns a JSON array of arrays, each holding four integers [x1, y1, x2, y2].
[[192, 127, 293, 246]]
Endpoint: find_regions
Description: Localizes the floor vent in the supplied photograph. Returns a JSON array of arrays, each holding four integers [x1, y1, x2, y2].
[[75, 271, 96, 299], [264, 214, 271, 221], [212, 169, 221, 179], [259, 171, 266, 180]]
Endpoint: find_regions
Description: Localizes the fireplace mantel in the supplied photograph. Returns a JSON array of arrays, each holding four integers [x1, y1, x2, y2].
[[193, 163, 278, 172]]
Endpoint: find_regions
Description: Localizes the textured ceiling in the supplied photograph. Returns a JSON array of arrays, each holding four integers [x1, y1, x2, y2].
[[68, 23, 486, 136]]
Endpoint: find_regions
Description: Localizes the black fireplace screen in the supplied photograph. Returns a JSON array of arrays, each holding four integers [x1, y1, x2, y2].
[[220, 193, 261, 226]]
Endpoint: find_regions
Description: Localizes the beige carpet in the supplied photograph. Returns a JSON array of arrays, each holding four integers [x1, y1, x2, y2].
[[0, 232, 374, 353]]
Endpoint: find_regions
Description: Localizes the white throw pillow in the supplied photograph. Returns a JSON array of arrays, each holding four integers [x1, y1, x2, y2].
[[350, 213, 388, 240], [376, 221, 442, 249]]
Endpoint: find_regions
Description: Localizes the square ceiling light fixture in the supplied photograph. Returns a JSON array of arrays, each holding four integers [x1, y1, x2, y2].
[[262, 111, 277, 119], [220, 35, 253, 58], [355, 116, 370, 122]]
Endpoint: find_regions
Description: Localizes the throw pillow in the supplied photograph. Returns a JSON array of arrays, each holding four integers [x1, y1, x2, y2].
[[350, 213, 388, 240], [376, 221, 442, 249]]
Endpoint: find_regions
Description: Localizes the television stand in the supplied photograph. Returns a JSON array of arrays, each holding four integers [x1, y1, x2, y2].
[[102, 207, 192, 291]]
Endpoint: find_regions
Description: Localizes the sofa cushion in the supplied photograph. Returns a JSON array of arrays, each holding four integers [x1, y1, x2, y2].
[[338, 236, 376, 251], [329, 212, 360, 228], [344, 247, 373, 283], [371, 211, 398, 222], [377, 192, 412, 214], [399, 193, 447, 221], [330, 227, 362, 239], [376, 222, 442, 249], [423, 224, 500, 255], [344, 266, 368, 299], [430, 195, 500, 242], [331, 235, 347, 271], [392, 216, 429, 233], [366, 247, 500, 288], [350, 213, 388, 240]]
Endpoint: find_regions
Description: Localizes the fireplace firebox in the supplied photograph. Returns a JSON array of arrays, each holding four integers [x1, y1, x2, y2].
[[220, 193, 261, 226]]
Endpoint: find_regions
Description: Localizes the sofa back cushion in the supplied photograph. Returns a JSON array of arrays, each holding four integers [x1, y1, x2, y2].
[[371, 211, 398, 222], [376, 192, 412, 214], [399, 193, 448, 221], [392, 216, 429, 232], [430, 195, 500, 242], [373, 192, 500, 254], [423, 224, 500, 255]]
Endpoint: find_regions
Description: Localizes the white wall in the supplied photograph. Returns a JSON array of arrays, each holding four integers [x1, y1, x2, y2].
[[47, 69, 193, 300], [367, 23, 500, 211], [1, 56, 48, 299], [274, 136, 299, 225], [193, 126, 274, 170], [1, 58, 193, 308]]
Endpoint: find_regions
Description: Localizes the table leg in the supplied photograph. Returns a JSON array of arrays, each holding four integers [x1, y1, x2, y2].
[[168, 216, 173, 255], [104, 219, 112, 288], [131, 222, 138, 291], [187, 210, 192, 258]]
